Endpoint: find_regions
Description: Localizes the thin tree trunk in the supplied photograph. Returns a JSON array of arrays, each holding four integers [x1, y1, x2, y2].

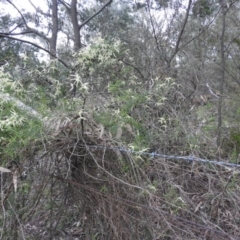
[[49, 0, 58, 58], [217, 1, 227, 151], [71, 0, 81, 50]]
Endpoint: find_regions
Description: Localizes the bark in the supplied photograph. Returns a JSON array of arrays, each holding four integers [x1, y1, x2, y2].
[[70, 0, 81, 50], [216, 1, 227, 150], [49, 0, 58, 58], [64, 0, 113, 51]]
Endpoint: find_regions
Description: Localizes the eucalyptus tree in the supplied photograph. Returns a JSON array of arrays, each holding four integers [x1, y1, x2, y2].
[[0, 0, 60, 61], [58, 0, 113, 50]]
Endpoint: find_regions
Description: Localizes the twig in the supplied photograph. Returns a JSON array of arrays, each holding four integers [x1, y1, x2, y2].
[[7, 200, 26, 240]]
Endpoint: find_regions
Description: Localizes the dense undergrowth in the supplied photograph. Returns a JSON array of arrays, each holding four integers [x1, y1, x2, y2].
[[1, 38, 240, 240]]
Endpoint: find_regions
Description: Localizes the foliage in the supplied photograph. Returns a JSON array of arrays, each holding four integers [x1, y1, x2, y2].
[[75, 37, 124, 92], [0, 67, 43, 161], [192, 0, 217, 17], [1, 0, 240, 239]]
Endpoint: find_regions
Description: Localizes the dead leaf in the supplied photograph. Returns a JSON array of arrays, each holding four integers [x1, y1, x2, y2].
[[194, 201, 202, 213], [98, 124, 104, 139], [13, 169, 18, 192], [0, 167, 11, 173]]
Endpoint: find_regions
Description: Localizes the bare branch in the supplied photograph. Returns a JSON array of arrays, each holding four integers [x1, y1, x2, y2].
[[28, 0, 51, 17], [6, 0, 28, 27], [169, 0, 192, 63], [79, 0, 113, 30], [146, 1, 160, 53], [117, 58, 145, 80], [9, 23, 24, 34], [180, 8, 221, 51], [1, 31, 36, 36], [206, 83, 220, 98], [0, 33, 69, 69], [6, 0, 49, 41], [59, 0, 71, 13]]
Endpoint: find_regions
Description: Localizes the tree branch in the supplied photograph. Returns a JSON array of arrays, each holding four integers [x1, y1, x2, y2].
[[0, 33, 69, 69], [118, 58, 145, 80], [78, 0, 113, 30], [180, 8, 221, 52], [28, 0, 51, 17], [6, 0, 49, 41], [1, 31, 36, 36], [9, 23, 24, 34], [59, 0, 71, 13], [169, 0, 192, 63], [6, 0, 28, 27]]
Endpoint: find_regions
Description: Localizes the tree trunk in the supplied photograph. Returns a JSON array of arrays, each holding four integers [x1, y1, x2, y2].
[[70, 0, 81, 50], [49, 0, 58, 58], [216, 1, 227, 151]]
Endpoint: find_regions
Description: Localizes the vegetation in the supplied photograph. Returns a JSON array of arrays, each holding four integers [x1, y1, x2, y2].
[[0, 0, 240, 239]]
